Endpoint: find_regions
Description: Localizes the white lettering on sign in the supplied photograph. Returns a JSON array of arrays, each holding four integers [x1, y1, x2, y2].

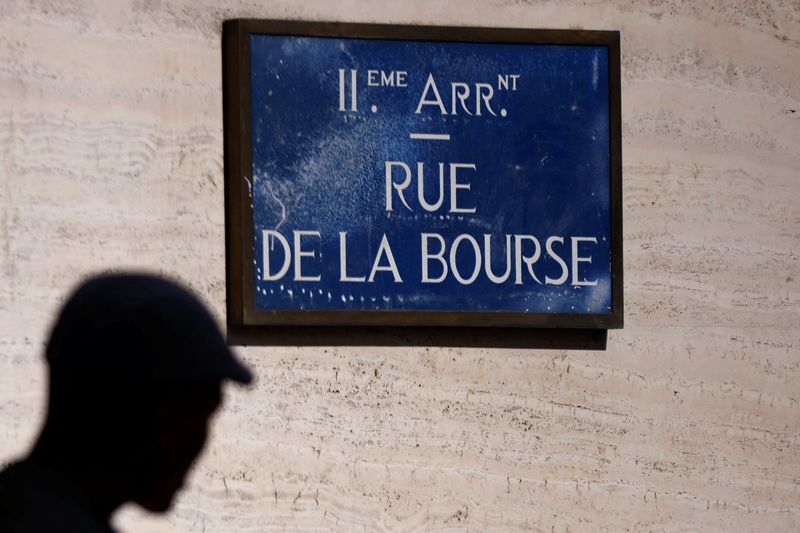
[[414, 74, 497, 116], [255, 62, 605, 310], [263, 230, 601, 287], [385, 161, 476, 213]]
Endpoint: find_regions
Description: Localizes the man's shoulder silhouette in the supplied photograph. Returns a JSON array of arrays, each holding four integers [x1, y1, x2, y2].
[[0, 460, 117, 532]]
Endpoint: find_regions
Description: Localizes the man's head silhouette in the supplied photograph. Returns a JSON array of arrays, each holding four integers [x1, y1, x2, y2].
[[0, 273, 252, 532]]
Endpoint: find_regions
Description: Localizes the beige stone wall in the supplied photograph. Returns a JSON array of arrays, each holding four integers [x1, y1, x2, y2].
[[1, 0, 798, 531]]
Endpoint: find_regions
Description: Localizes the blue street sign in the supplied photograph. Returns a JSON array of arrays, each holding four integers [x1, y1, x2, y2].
[[224, 21, 622, 328]]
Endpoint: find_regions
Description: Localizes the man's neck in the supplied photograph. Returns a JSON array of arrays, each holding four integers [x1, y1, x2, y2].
[[27, 435, 125, 523]]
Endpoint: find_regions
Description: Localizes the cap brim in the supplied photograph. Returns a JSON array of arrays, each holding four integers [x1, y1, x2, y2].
[[221, 353, 254, 385]]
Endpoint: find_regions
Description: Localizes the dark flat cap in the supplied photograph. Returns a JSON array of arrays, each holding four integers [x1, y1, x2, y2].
[[46, 273, 252, 385]]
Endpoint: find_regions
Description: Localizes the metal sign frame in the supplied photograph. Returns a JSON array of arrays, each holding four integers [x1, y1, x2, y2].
[[223, 19, 623, 330]]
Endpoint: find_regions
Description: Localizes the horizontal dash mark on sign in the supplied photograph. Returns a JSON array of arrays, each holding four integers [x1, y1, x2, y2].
[[409, 133, 451, 141]]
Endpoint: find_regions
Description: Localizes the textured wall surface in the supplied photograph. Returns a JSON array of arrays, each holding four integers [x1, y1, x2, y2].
[[1, 0, 798, 531]]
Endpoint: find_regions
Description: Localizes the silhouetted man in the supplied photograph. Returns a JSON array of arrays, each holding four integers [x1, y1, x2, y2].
[[0, 273, 252, 532]]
